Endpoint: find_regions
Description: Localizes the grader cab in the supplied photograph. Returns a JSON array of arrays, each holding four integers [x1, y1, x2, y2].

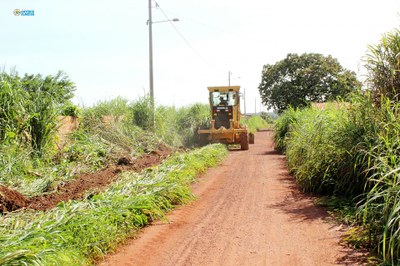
[[197, 86, 251, 150]]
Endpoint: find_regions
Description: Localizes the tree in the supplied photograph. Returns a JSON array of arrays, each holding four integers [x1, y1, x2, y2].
[[364, 29, 400, 103], [258, 53, 360, 113]]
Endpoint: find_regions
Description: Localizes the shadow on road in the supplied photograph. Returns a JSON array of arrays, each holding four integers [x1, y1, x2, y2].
[[267, 156, 370, 265], [257, 128, 273, 132], [259, 150, 280, 156]]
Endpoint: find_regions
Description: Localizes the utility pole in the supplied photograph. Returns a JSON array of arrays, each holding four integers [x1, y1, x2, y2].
[[228, 71, 231, 87], [148, 0, 155, 130], [147, 1, 178, 130]]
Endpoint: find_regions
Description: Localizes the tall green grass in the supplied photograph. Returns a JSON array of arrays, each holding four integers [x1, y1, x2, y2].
[[356, 99, 400, 263], [0, 71, 224, 265], [279, 103, 362, 194], [0, 72, 26, 144], [0, 144, 228, 265], [241, 115, 269, 133], [364, 29, 400, 103], [0, 76, 222, 264], [274, 94, 400, 263], [273, 107, 301, 152], [0, 71, 75, 154], [172, 103, 210, 146], [0, 93, 212, 197], [82, 96, 209, 148]]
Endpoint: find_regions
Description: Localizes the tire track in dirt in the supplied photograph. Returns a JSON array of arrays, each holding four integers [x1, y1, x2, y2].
[[100, 130, 368, 266]]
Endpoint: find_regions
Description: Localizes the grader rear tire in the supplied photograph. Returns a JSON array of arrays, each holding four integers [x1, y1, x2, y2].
[[240, 133, 249, 150]]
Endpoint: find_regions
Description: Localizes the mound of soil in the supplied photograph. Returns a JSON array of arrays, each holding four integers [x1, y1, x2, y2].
[[0, 185, 28, 214], [0, 144, 172, 213]]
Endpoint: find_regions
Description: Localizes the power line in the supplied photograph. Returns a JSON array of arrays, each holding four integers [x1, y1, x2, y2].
[[162, 9, 262, 45], [153, 1, 215, 68], [164, 10, 250, 40]]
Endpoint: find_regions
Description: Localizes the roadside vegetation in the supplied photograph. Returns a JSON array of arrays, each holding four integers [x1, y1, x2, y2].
[[0, 79, 211, 196], [0, 69, 229, 264], [272, 28, 400, 264], [241, 115, 271, 133], [0, 144, 227, 265]]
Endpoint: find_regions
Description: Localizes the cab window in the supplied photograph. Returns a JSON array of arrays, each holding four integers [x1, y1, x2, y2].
[[211, 91, 236, 106]]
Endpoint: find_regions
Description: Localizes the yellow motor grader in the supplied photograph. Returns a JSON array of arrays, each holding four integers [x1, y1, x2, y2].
[[197, 86, 251, 150]]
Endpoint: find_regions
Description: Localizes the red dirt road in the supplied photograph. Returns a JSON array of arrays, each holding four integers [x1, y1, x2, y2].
[[101, 130, 367, 266]]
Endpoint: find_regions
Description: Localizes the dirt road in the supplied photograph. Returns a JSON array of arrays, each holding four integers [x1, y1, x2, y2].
[[101, 130, 366, 266]]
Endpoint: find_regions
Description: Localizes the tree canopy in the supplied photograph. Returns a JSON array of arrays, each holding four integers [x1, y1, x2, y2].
[[258, 53, 360, 113]]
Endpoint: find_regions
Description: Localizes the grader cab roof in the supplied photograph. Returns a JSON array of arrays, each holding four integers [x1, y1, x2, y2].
[[207, 86, 240, 92]]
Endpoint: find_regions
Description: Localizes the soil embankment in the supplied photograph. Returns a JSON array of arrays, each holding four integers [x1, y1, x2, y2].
[[0, 144, 171, 212]]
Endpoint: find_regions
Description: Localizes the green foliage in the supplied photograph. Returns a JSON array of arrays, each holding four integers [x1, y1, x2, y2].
[[81, 97, 159, 156], [0, 72, 27, 143], [0, 144, 228, 265], [0, 97, 212, 195], [152, 103, 210, 147], [315, 196, 358, 225], [154, 105, 181, 146], [86, 97, 129, 118], [241, 115, 269, 133], [356, 98, 400, 263], [260, 111, 275, 124], [258, 53, 360, 113], [21, 71, 75, 105], [82, 96, 209, 148], [173, 103, 210, 147], [0, 71, 218, 263], [266, 27, 400, 265], [364, 29, 400, 103], [283, 103, 360, 194], [0, 70, 223, 264], [273, 107, 300, 152], [22, 71, 75, 154], [0, 129, 113, 197], [63, 131, 108, 168], [61, 102, 80, 117], [0, 71, 75, 154], [274, 93, 400, 263], [128, 95, 151, 130], [0, 144, 34, 185]]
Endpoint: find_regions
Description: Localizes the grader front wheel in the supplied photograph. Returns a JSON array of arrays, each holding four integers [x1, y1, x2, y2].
[[240, 133, 249, 150]]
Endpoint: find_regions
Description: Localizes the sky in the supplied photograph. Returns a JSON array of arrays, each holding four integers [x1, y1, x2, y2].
[[1, 0, 399, 113]]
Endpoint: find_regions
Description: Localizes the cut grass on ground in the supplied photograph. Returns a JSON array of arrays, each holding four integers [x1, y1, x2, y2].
[[0, 144, 228, 266]]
